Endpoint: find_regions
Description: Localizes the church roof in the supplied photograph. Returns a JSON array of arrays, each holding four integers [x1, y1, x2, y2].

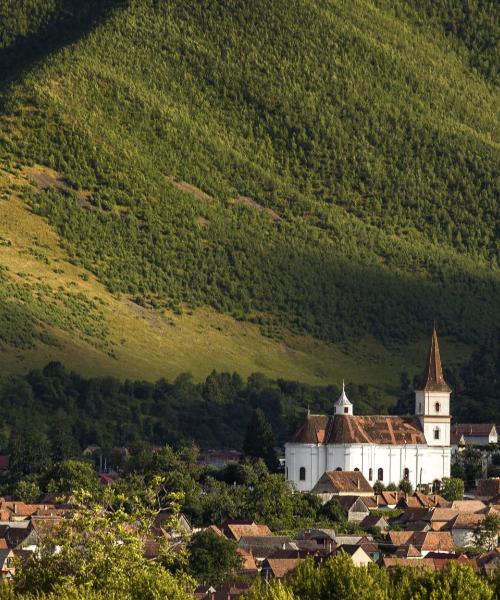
[[416, 327, 451, 392], [290, 415, 330, 444], [327, 415, 426, 445], [290, 414, 426, 445]]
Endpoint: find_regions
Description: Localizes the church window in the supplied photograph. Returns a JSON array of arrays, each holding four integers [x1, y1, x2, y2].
[[335, 467, 342, 471], [368, 468, 373, 481], [299, 467, 306, 481], [434, 427, 440, 440], [354, 467, 360, 471], [403, 468, 409, 480], [377, 468, 384, 481], [344, 407, 348, 413], [435, 402, 440, 413]]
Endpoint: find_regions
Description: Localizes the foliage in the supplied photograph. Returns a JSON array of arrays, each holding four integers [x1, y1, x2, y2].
[[12, 485, 194, 599], [441, 476, 465, 501], [0, 0, 498, 374], [243, 408, 279, 471], [473, 513, 500, 552], [245, 553, 495, 600], [373, 481, 385, 494], [397, 479, 413, 495], [187, 530, 242, 585]]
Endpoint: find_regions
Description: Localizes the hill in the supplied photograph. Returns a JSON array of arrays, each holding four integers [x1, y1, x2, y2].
[[0, 0, 498, 403]]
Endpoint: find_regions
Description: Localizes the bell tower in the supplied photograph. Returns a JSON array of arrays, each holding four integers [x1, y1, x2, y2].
[[415, 327, 451, 446]]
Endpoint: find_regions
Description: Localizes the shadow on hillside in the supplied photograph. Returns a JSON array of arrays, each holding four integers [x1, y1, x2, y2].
[[0, 0, 128, 89]]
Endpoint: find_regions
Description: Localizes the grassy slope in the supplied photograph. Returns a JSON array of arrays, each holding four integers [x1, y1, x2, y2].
[[0, 0, 498, 394]]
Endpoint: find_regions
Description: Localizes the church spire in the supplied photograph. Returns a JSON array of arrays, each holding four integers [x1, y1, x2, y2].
[[417, 326, 451, 392]]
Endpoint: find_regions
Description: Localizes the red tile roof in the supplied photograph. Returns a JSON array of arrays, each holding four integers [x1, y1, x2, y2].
[[312, 471, 373, 495]]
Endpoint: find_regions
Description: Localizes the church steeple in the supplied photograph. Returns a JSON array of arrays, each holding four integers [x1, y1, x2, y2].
[[334, 380, 353, 416], [416, 326, 451, 393]]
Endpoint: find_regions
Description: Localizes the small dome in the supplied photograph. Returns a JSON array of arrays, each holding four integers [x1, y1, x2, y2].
[[335, 381, 352, 406], [334, 381, 353, 415]]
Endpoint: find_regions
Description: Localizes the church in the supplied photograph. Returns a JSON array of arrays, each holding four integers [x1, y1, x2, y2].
[[285, 328, 452, 492]]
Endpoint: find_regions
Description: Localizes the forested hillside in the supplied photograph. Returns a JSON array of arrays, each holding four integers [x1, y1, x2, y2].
[[0, 0, 498, 399]]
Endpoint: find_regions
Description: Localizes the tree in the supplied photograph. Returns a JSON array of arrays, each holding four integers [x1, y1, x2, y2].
[[41, 459, 99, 497], [398, 479, 413, 495], [14, 479, 41, 503], [319, 498, 347, 524], [49, 410, 79, 462], [13, 484, 194, 599], [243, 409, 278, 471], [249, 474, 294, 531], [473, 513, 500, 551], [187, 530, 242, 585], [441, 477, 464, 501], [8, 425, 52, 480], [373, 480, 385, 494]]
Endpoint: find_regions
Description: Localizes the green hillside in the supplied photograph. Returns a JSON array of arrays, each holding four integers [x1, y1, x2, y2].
[[0, 0, 498, 395]]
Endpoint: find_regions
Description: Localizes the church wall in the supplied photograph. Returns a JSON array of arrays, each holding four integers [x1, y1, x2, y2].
[[285, 442, 451, 492]]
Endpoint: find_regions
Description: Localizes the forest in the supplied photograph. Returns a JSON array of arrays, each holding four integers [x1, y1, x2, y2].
[[0, 328, 497, 460], [0, 0, 497, 375]]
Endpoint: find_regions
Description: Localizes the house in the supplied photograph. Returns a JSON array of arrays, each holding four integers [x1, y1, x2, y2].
[[450, 430, 465, 453], [409, 531, 455, 556], [0, 548, 16, 580], [336, 544, 372, 567], [396, 492, 450, 510], [394, 544, 422, 559], [297, 528, 336, 551], [311, 471, 373, 502], [451, 424, 498, 446], [382, 557, 436, 570], [476, 478, 500, 502], [286, 329, 452, 492], [375, 491, 401, 509], [475, 548, 500, 576], [238, 536, 291, 562], [260, 557, 304, 579], [335, 496, 371, 522], [360, 514, 389, 532], [449, 500, 486, 513], [221, 520, 272, 541], [450, 513, 485, 547], [236, 548, 258, 576]]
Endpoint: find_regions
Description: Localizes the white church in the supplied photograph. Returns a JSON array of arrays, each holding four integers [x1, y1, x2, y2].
[[285, 328, 452, 492]]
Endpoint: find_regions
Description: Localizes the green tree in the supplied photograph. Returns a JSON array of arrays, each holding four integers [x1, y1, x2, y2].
[[319, 498, 347, 524], [13, 485, 194, 599], [187, 530, 242, 585], [398, 479, 413, 495], [249, 474, 293, 531], [373, 481, 385, 495], [243, 409, 278, 471], [473, 513, 500, 551], [41, 459, 99, 497], [441, 476, 464, 501], [8, 425, 52, 480], [14, 479, 41, 503]]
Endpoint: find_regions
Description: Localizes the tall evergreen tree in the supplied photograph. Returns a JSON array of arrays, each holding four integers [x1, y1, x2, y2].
[[243, 409, 279, 471]]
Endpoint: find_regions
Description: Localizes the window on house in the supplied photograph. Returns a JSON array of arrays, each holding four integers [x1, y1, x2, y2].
[[434, 427, 440, 440], [344, 407, 349, 413], [378, 468, 384, 481], [403, 467, 409, 480], [299, 467, 306, 481], [435, 402, 440, 413], [368, 468, 373, 481]]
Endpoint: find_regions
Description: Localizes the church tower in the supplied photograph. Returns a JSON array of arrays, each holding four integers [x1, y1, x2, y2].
[[415, 327, 451, 446], [334, 381, 353, 416]]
